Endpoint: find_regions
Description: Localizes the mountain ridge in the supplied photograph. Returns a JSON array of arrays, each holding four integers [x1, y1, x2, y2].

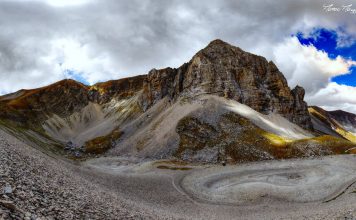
[[0, 39, 313, 130], [0, 39, 355, 162], [309, 106, 356, 143]]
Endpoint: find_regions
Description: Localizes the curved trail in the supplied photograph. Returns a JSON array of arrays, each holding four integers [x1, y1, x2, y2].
[[180, 157, 356, 205], [170, 174, 199, 205], [323, 179, 356, 203], [84, 155, 356, 219]]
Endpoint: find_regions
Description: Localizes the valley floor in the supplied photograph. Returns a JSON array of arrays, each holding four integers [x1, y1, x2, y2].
[[1, 128, 356, 220]]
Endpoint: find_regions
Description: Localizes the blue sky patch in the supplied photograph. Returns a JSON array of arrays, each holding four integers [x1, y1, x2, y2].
[[63, 69, 89, 85], [295, 28, 356, 87], [332, 66, 356, 87]]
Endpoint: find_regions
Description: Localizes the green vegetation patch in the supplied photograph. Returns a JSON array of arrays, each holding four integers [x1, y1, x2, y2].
[[156, 165, 192, 171], [84, 128, 123, 154]]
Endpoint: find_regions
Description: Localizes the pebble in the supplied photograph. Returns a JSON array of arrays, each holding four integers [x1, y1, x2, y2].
[[3, 185, 13, 194]]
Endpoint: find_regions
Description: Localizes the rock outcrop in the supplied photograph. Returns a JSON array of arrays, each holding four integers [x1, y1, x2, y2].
[[141, 39, 313, 130]]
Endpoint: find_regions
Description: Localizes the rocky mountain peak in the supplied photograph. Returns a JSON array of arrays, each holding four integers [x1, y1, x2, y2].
[[141, 40, 313, 130], [194, 39, 246, 62], [202, 39, 238, 51], [207, 38, 229, 46]]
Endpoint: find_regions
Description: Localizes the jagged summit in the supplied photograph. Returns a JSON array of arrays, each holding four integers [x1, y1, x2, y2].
[[203, 39, 244, 52], [198, 39, 259, 59], [205, 39, 234, 48]]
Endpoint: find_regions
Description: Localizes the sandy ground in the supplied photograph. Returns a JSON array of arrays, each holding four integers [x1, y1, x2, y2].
[[84, 155, 356, 219]]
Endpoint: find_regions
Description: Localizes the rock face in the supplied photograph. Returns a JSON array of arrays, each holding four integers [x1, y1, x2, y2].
[[91, 75, 147, 103], [141, 39, 313, 130]]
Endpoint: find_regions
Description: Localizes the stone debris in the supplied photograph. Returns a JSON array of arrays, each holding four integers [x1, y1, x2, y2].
[[0, 129, 155, 220], [3, 185, 12, 194]]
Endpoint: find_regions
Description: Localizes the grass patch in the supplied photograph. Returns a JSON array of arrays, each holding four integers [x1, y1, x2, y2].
[[347, 148, 356, 154], [308, 107, 329, 123], [84, 128, 122, 154], [136, 135, 152, 152], [156, 165, 192, 171], [295, 135, 356, 154], [260, 132, 292, 148], [335, 127, 356, 143], [153, 160, 189, 166]]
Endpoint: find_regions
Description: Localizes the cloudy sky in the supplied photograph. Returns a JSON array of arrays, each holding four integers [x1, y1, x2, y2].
[[0, 0, 356, 112]]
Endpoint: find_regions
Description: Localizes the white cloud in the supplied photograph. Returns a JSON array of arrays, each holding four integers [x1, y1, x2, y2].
[[47, 38, 119, 84], [335, 30, 356, 48], [273, 37, 355, 93], [0, 68, 63, 95], [272, 37, 356, 113], [45, 0, 92, 7], [8, 0, 93, 7], [307, 83, 356, 113]]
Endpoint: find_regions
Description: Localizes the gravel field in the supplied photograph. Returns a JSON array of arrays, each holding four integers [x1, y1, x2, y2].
[[0, 129, 158, 220], [1, 128, 356, 220]]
